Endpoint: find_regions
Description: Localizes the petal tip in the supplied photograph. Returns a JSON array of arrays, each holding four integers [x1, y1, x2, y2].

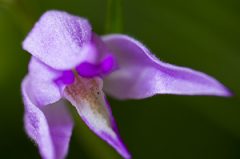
[[209, 80, 233, 97], [100, 131, 131, 159], [219, 87, 234, 97]]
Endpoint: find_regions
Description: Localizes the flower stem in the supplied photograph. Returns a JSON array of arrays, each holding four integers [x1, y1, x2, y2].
[[105, 0, 123, 33]]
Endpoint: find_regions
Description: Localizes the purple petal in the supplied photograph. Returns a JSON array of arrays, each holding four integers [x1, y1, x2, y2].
[[22, 76, 74, 159], [64, 76, 131, 159], [23, 10, 96, 70], [28, 57, 62, 106], [102, 34, 232, 99]]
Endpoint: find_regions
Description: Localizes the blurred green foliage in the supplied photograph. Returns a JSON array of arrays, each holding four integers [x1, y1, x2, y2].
[[0, 0, 240, 159]]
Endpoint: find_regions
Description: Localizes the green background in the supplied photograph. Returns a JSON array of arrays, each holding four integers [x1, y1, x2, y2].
[[0, 0, 240, 158]]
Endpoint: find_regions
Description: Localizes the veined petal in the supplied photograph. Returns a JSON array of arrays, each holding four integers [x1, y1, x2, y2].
[[22, 76, 74, 159], [23, 10, 96, 70], [28, 57, 62, 106], [64, 76, 131, 159], [102, 34, 231, 99]]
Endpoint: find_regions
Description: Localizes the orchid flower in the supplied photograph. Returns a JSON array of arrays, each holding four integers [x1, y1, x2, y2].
[[21, 10, 231, 159]]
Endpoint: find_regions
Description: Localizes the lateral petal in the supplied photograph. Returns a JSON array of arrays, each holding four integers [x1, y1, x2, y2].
[[102, 34, 231, 99], [22, 76, 74, 159], [28, 57, 62, 106]]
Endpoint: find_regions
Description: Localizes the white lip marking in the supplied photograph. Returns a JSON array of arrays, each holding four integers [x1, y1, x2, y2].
[[64, 76, 114, 133]]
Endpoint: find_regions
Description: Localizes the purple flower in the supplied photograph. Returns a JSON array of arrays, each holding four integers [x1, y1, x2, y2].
[[21, 10, 231, 159]]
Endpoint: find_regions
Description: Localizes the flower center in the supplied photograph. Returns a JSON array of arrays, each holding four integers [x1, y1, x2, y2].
[[76, 54, 117, 77], [54, 54, 117, 86]]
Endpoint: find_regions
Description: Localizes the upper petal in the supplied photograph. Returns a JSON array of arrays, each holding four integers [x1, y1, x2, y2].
[[22, 76, 74, 159], [102, 34, 232, 99], [23, 10, 95, 70], [64, 76, 131, 159]]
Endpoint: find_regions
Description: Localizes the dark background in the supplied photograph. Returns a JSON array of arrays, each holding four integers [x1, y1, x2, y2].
[[0, 0, 240, 158]]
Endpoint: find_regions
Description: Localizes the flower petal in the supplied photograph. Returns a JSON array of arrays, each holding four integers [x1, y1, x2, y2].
[[28, 57, 62, 106], [23, 10, 96, 70], [64, 76, 131, 159], [22, 76, 74, 159], [102, 34, 231, 99]]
